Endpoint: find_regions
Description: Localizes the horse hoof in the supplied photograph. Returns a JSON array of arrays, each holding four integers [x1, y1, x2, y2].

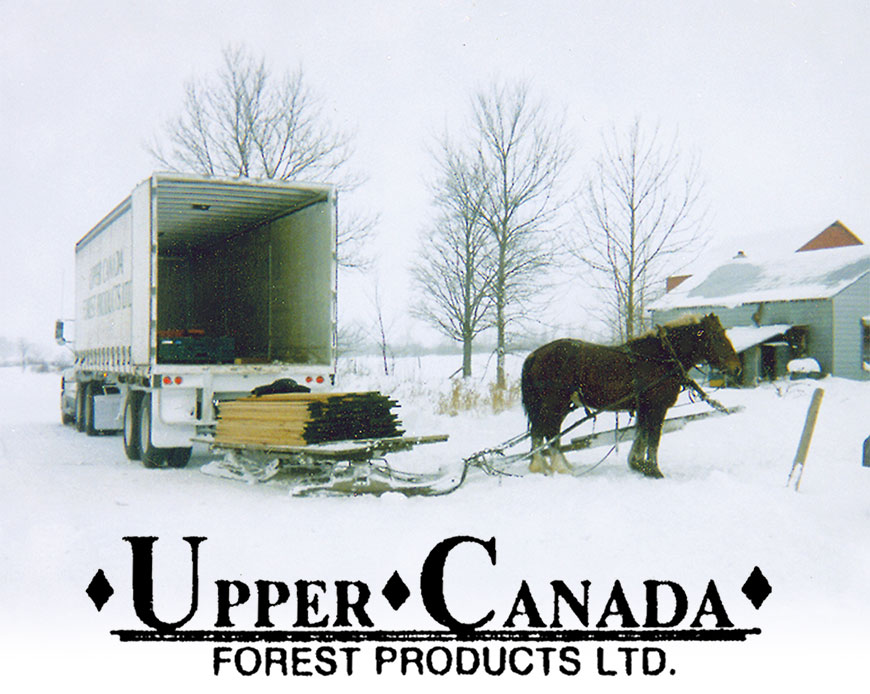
[[529, 456, 546, 474], [639, 466, 664, 479], [629, 460, 664, 479], [549, 454, 572, 475]]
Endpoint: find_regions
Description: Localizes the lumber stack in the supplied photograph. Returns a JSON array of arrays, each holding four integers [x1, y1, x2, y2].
[[214, 392, 404, 447]]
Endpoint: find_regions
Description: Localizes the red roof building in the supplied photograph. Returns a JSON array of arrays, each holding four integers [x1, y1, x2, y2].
[[796, 221, 863, 252]]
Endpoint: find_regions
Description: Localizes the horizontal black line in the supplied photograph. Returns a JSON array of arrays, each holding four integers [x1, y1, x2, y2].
[[111, 628, 761, 644]]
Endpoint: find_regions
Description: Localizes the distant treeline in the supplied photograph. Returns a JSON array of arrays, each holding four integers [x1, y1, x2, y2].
[[0, 337, 73, 371]]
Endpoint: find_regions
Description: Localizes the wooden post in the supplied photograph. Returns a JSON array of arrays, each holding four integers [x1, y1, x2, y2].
[[787, 388, 824, 491]]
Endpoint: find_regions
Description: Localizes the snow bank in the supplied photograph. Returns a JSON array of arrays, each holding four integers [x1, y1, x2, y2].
[[1, 362, 868, 692], [787, 357, 822, 375]]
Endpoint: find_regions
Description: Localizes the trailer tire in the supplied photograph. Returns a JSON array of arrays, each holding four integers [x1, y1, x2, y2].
[[84, 383, 98, 436], [139, 393, 169, 468], [166, 447, 192, 469], [61, 376, 75, 425], [75, 384, 87, 432], [123, 391, 143, 461]]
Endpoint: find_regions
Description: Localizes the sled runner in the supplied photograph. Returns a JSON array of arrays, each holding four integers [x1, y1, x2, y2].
[[196, 400, 741, 496], [196, 433, 452, 495], [194, 351, 742, 496], [463, 403, 744, 479]]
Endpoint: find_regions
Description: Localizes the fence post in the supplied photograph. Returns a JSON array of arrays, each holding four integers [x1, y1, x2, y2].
[[787, 388, 824, 492]]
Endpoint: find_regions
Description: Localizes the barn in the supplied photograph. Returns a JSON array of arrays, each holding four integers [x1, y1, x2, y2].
[[650, 222, 870, 385]]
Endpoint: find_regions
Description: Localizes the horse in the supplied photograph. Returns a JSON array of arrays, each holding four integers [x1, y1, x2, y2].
[[520, 313, 741, 478]]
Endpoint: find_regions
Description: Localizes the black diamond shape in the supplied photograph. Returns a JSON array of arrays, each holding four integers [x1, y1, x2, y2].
[[382, 571, 410, 610], [742, 566, 772, 609], [86, 569, 114, 611]]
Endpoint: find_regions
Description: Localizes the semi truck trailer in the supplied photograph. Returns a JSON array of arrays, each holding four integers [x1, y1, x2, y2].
[[58, 173, 337, 468]]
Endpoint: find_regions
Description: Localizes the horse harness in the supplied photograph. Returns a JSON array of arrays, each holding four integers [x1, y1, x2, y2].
[[465, 325, 729, 473], [565, 325, 728, 421], [654, 325, 730, 414]]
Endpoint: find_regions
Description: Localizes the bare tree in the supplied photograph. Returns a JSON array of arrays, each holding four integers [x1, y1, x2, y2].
[[337, 208, 378, 272], [369, 277, 395, 376], [17, 337, 31, 371], [572, 120, 707, 341], [335, 322, 370, 359], [150, 45, 352, 180], [412, 143, 494, 377], [473, 82, 572, 388], [148, 45, 373, 269], [16, 337, 44, 371]]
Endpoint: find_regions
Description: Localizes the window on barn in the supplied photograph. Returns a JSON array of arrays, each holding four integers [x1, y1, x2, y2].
[[785, 326, 809, 358]]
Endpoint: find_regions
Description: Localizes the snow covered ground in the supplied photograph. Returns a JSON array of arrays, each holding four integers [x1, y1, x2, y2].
[[1, 358, 868, 692]]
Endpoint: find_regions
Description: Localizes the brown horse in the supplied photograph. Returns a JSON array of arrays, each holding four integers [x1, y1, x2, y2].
[[520, 313, 741, 478]]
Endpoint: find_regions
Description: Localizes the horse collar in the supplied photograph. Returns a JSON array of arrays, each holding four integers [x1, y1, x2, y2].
[[656, 326, 729, 413], [656, 325, 690, 378]]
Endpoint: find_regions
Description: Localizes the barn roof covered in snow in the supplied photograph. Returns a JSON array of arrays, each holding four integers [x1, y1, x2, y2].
[[651, 244, 870, 310]]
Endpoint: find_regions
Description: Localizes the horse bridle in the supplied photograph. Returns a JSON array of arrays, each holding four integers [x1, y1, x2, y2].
[[655, 324, 730, 414]]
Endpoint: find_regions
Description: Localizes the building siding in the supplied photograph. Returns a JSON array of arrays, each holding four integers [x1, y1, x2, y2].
[[651, 299, 835, 376], [832, 274, 870, 380], [760, 299, 834, 374]]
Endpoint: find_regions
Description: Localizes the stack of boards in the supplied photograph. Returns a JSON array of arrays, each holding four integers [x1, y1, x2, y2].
[[214, 392, 404, 448]]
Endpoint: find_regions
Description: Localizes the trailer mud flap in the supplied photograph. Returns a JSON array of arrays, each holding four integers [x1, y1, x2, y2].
[[151, 389, 197, 448]]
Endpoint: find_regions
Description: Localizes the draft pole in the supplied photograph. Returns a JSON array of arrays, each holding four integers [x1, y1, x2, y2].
[[786, 388, 824, 492]]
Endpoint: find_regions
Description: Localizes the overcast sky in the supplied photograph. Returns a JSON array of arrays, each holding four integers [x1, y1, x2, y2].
[[2, 0, 868, 350]]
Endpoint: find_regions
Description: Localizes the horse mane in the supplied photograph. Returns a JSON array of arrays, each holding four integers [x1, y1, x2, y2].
[[625, 314, 703, 350]]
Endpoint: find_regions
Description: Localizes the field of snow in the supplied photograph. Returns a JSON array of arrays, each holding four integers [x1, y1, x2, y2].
[[1, 357, 868, 692]]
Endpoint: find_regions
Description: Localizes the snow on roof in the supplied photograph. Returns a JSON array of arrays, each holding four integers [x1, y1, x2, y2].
[[651, 244, 870, 310], [725, 324, 791, 353]]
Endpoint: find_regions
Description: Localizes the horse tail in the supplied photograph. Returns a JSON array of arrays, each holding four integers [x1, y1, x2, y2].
[[520, 350, 540, 429]]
